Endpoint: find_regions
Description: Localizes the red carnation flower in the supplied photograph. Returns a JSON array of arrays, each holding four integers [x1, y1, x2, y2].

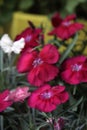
[[0, 90, 12, 112], [17, 44, 59, 86], [49, 13, 84, 40], [28, 84, 69, 112], [61, 56, 87, 85], [15, 27, 43, 53]]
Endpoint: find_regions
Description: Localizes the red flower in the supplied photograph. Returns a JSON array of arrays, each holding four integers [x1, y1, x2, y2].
[[17, 44, 59, 86], [0, 90, 12, 112], [49, 13, 84, 40], [28, 84, 69, 112], [61, 56, 87, 85], [15, 27, 43, 52]]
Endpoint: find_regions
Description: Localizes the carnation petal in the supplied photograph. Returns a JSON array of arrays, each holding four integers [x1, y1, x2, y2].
[[59, 92, 69, 103], [65, 14, 76, 21], [28, 64, 59, 86], [17, 51, 38, 73], [0, 90, 10, 101], [27, 67, 44, 86], [40, 44, 59, 64], [42, 101, 56, 112]]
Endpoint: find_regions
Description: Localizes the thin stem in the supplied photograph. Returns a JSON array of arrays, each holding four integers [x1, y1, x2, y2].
[[0, 49, 4, 72], [73, 86, 77, 95], [0, 115, 4, 130], [6, 54, 12, 88], [32, 108, 36, 127], [0, 50, 4, 89]]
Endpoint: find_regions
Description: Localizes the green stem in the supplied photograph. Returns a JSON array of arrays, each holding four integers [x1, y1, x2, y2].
[[0, 49, 4, 71], [6, 54, 12, 88], [0, 50, 4, 89], [32, 108, 36, 127], [73, 86, 77, 95], [0, 115, 4, 130]]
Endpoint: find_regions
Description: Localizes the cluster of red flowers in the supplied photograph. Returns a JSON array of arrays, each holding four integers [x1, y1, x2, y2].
[[0, 13, 86, 114]]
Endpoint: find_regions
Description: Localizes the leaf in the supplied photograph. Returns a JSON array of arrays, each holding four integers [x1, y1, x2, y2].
[[4, 107, 15, 112], [58, 33, 78, 65], [57, 96, 83, 117], [70, 96, 83, 111]]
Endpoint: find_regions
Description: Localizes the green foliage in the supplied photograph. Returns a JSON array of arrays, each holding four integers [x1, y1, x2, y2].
[[0, 1, 15, 25], [0, 21, 87, 130], [0, 0, 34, 26], [0, 0, 87, 30], [0, 0, 3, 5], [64, 0, 86, 13], [18, 0, 34, 11]]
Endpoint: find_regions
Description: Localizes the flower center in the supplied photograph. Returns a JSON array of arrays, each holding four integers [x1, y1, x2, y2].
[[25, 35, 32, 42], [33, 58, 43, 67], [62, 21, 71, 26], [72, 64, 82, 71], [40, 91, 52, 99]]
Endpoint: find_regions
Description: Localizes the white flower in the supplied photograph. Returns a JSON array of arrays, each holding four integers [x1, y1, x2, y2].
[[0, 34, 25, 54]]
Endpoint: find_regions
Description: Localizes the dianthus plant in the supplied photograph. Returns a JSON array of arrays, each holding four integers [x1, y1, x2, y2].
[[0, 13, 87, 130]]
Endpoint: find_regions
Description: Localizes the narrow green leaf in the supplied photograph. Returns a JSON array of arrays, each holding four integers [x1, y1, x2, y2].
[[70, 96, 84, 111], [57, 96, 83, 117], [59, 33, 78, 65]]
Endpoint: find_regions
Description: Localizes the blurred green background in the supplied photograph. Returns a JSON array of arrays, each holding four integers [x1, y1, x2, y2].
[[0, 0, 87, 35]]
